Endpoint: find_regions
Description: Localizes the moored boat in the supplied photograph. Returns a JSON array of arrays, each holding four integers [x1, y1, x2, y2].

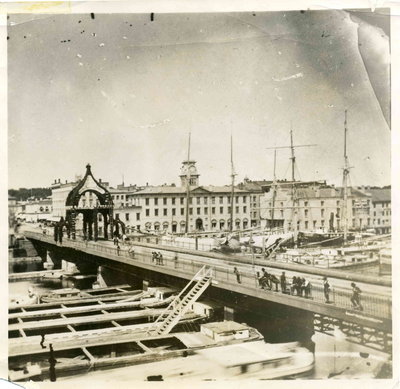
[[9, 321, 268, 381]]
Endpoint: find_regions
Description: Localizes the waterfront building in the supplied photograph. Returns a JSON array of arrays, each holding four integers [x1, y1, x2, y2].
[[365, 187, 391, 234], [238, 178, 273, 228], [259, 181, 372, 232], [130, 160, 252, 234]]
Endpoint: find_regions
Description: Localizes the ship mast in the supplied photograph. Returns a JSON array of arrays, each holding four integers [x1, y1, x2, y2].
[[342, 110, 350, 242], [185, 133, 191, 234], [266, 127, 316, 235], [229, 135, 236, 232], [271, 149, 277, 228]]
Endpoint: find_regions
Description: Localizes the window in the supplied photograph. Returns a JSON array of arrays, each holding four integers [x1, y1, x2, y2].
[[212, 220, 217, 228], [212, 207, 216, 214], [321, 209, 325, 217], [197, 197, 200, 205], [172, 197, 175, 205], [180, 208, 184, 216], [253, 196, 257, 202], [304, 201, 308, 207], [373, 211, 376, 217], [136, 213, 140, 221], [125, 213, 129, 221], [220, 207, 224, 214], [236, 206, 239, 213], [145, 198, 149, 205], [219, 196, 223, 204], [228, 207, 231, 214], [189, 198, 193, 205], [321, 201, 324, 206], [204, 207, 208, 214], [321, 220, 325, 227], [154, 209, 158, 216], [189, 208, 193, 215], [172, 208, 176, 216], [305, 221, 309, 229], [337, 200, 340, 206], [280, 202, 284, 207], [154, 198, 158, 205], [235, 196, 239, 204], [243, 206, 247, 213], [227, 196, 231, 203], [116, 195, 119, 200], [115, 213, 119, 219], [163, 209, 167, 216], [146, 209, 150, 216], [280, 210, 284, 218], [163, 198, 167, 205], [211, 197, 216, 204], [305, 209, 308, 218], [313, 220, 317, 228], [180, 197, 184, 205], [243, 196, 247, 203], [197, 207, 201, 215], [121, 195, 125, 199], [204, 197, 208, 205]]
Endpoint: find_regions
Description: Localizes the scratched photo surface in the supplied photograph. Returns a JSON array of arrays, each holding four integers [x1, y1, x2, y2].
[[7, 9, 392, 383]]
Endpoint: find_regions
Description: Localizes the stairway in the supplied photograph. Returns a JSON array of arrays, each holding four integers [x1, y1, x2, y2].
[[147, 266, 213, 336]]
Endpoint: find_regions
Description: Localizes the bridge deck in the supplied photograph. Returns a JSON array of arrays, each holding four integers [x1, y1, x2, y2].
[[23, 231, 392, 332]]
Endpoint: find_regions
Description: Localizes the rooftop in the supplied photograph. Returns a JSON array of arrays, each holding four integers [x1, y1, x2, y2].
[[135, 185, 251, 195], [367, 188, 391, 202]]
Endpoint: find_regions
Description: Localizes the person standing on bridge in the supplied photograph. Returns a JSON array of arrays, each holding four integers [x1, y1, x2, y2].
[[323, 277, 331, 303], [233, 267, 241, 284], [116, 242, 121, 256], [280, 272, 287, 293], [350, 282, 363, 310]]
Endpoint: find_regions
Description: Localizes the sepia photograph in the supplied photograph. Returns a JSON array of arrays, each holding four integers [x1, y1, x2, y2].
[[5, 3, 395, 385]]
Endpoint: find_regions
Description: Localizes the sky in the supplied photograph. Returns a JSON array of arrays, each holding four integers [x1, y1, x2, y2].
[[8, 10, 391, 189]]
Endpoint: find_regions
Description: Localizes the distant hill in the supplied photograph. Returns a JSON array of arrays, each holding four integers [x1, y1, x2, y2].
[[8, 188, 51, 201]]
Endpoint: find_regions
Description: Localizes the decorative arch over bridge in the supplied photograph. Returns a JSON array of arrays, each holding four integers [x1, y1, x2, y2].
[[64, 164, 114, 241]]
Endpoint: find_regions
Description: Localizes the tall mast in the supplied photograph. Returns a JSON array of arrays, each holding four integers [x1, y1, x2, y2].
[[290, 124, 295, 182], [290, 126, 297, 236], [271, 149, 277, 228], [230, 134, 236, 232], [266, 129, 316, 234], [185, 133, 191, 234], [342, 110, 349, 242]]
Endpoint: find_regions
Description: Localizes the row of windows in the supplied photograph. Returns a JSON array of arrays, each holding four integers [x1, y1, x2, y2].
[[144, 206, 248, 217], [114, 213, 141, 222], [144, 195, 248, 206], [111, 194, 126, 200], [299, 217, 371, 229]]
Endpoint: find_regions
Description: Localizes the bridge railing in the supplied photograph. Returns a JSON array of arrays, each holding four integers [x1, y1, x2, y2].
[[24, 231, 392, 320]]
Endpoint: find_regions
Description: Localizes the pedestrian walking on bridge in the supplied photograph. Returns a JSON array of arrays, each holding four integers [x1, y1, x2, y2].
[[323, 277, 330, 303], [234, 267, 241, 284], [350, 282, 363, 310]]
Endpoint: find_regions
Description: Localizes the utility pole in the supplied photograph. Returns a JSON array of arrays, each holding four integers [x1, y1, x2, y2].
[[185, 133, 191, 234], [230, 135, 236, 232]]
